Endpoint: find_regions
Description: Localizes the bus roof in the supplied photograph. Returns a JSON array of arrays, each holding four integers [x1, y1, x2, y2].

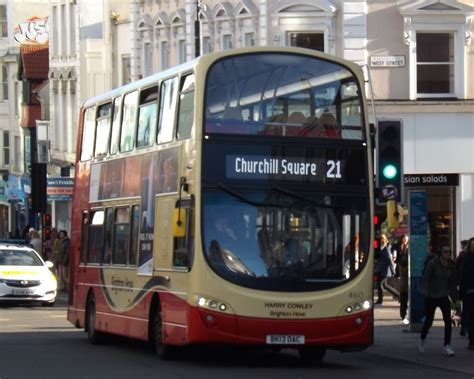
[[82, 47, 363, 109]]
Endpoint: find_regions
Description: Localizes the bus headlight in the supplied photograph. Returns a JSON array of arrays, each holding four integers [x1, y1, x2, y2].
[[196, 295, 231, 313]]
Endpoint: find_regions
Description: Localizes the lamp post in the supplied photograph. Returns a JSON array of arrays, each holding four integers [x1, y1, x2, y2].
[[195, 0, 201, 57]]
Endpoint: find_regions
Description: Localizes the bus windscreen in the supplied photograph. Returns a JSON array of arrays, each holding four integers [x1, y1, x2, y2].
[[205, 53, 364, 140]]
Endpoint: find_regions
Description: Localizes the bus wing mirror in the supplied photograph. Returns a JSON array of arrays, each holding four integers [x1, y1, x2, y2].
[[172, 208, 187, 237]]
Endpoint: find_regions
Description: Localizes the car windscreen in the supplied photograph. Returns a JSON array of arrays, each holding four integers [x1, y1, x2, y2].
[[0, 249, 43, 266]]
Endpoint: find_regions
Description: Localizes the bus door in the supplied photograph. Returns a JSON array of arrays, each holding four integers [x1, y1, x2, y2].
[[153, 195, 193, 327]]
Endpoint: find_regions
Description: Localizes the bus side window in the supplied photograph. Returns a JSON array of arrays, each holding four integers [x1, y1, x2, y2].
[[88, 210, 104, 264], [110, 97, 122, 155], [158, 77, 178, 144], [173, 205, 194, 269], [80, 211, 89, 264], [129, 205, 140, 266], [95, 103, 112, 157], [176, 74, 195, 140], [137, 86, 158, 148], [81, 107, 96, 161], [102, 207, 114, 265], [112, 207, 130, 265], [120, 91, 138, 152]]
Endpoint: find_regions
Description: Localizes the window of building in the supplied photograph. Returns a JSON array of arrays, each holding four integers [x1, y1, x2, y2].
[[121, 55, 131, 85], [222, 34, 233, 50], [178, 39, 186, 64], [60, 4, 66, 56], [1, 65, 7, 101], [143, 41, 152, 77], [202, 36, 212, 53], [158, 77, 177, 144], [416, 33, 454, 95], [13, 136, 20, 171], [244, 32, 256, 47], [160, 41, 169, 71], [69, 3, 76, 56], [0, 5, 7, 38], [2, 131, 9, 166], [271, 3, 336, 54], [399, 0, 474, 99]]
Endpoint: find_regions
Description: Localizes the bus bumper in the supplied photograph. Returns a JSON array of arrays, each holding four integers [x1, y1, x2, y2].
[[185, 305, 372, 348]]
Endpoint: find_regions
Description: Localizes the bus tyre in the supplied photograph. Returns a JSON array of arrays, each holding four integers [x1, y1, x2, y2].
[[151, 308, 175, 360], [86, 294, 106, 345], [298, 347, 326, 362]]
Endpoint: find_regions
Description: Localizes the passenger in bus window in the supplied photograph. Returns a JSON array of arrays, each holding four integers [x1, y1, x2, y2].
[[317, 112, 341, 139]]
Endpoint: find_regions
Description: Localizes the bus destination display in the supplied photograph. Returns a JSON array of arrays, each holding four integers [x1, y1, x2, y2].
[[226, 155, 344, 182]]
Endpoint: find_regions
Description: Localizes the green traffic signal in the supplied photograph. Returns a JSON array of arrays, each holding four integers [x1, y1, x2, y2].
[[382, 164, 397, 179]]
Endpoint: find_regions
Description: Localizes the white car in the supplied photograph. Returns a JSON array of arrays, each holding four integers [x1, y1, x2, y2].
[[0, 243, 57, 306]]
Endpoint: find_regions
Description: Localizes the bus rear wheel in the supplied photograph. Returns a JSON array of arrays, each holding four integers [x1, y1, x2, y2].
[[86, 294, 106, 345], [298, 346, 326, 362], [151, 306, 175, 360]]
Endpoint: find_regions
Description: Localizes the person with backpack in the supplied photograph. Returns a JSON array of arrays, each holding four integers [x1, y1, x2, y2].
[[418, 245, 457, 356]]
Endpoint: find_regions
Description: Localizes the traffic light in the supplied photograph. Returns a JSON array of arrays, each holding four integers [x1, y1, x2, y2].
[[31, 163, 47, 213], [43, 213, 52, 240], [376, 120, 403, 203]]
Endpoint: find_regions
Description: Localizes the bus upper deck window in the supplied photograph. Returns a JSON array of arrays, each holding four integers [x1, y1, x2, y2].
[[177, 74, 195, 140], [81, 107, 96, 161], [120, 91, 138, 152]]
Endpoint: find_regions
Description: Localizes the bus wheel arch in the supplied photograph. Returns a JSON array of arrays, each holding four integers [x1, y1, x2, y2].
[[85, 289, 106, 345], [149, 292, 176, 360]]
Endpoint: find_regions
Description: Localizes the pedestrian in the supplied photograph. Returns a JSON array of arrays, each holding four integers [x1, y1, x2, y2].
[[459, 237, 474, 350], [57, 230, 70, 291], [396, 235, 410, 324], [29, 229, 43, 257], [374, 234, 395, 305], [418, 245, 457, 356], [455, 239, 470, 336]]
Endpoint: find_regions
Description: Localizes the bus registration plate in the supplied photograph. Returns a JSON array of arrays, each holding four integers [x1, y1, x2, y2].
[[266, 335, 305, 345]]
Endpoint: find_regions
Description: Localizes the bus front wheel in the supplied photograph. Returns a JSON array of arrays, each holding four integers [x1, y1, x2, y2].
[[86, 294, 106, 345], [298, 346, 326, 362], [151, 306, 175, 360]]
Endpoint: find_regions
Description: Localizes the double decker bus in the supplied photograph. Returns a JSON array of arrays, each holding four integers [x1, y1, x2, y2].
[[68, 47, 374, 361]]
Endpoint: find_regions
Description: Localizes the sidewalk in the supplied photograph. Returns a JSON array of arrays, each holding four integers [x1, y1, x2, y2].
[[371, 297, 473, 375]]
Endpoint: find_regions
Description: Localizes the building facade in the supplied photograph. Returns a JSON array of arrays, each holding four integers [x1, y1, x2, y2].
[[0, 0, 49, 238]]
